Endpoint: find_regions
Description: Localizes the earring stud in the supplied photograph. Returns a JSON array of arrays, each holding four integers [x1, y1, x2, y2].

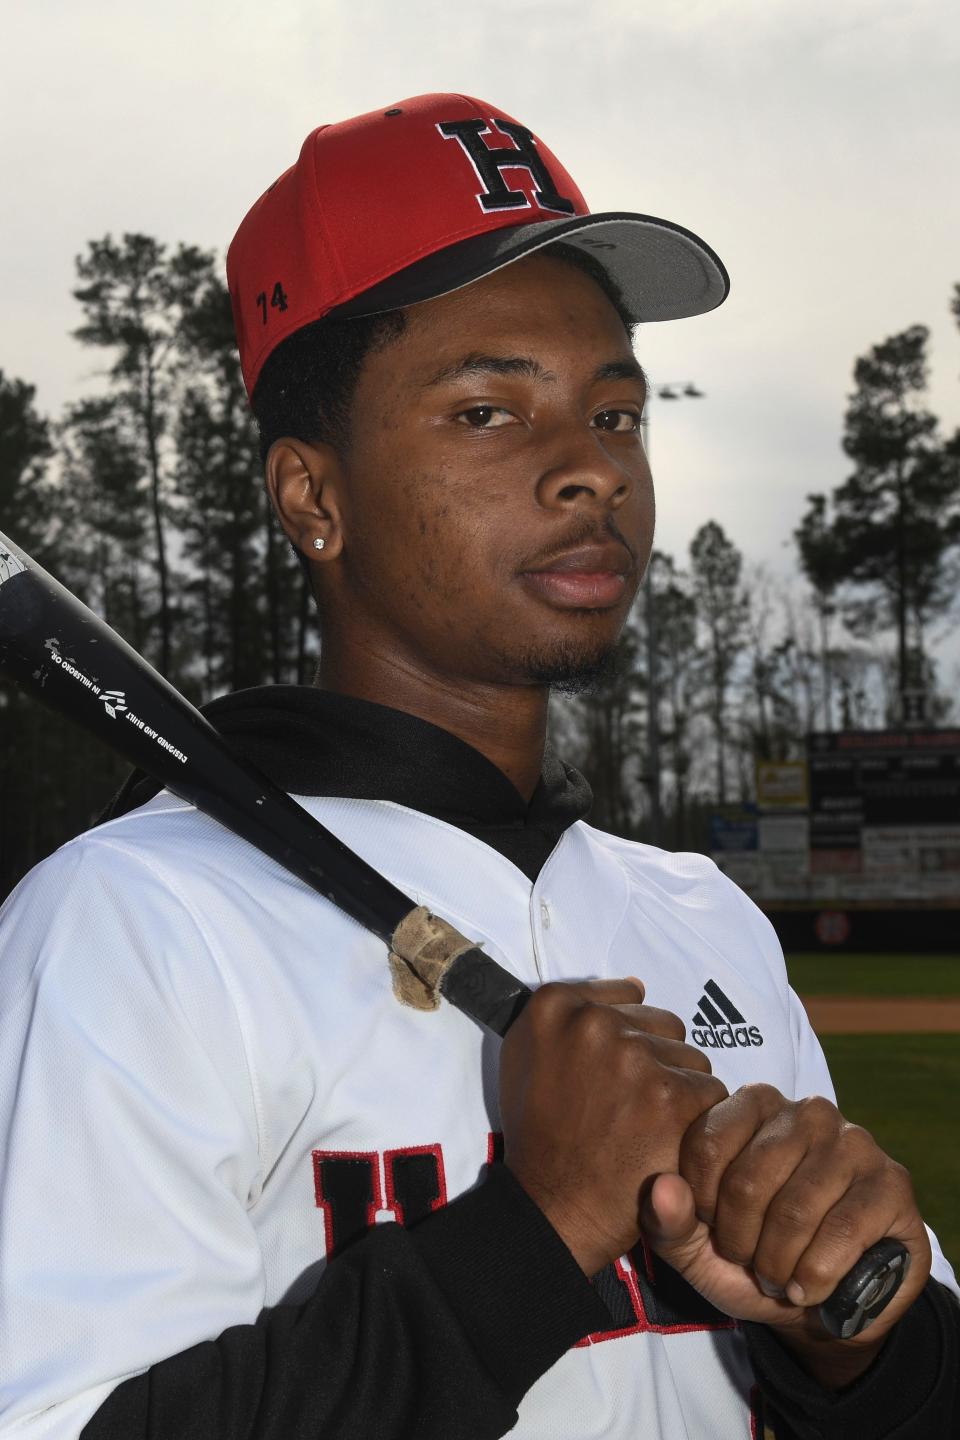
[[312, 537, 325, 552]]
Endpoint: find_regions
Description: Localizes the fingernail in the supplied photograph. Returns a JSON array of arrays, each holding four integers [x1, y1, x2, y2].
[[756, 1275, 786, 1299], [786, 1281, 806, 1306]]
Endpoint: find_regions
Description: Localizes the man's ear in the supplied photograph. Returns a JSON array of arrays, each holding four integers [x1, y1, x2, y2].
[[265, 438, 345, 562]]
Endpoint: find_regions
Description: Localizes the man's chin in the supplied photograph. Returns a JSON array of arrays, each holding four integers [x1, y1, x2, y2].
[[512, 639, 623, 695]]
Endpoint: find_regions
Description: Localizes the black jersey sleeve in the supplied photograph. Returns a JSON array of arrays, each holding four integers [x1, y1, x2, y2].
[[742, 1277, 960, 1439], [80, 1164, 611, 1440]]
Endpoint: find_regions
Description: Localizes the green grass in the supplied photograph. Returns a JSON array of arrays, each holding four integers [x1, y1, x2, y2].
[[820, 1034, 960, 1277], [778, 957, 960, 1276], [785, 953, 960, 997]]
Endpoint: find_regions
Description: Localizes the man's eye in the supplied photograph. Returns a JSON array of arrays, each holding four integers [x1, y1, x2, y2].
[[455, 406, 514, 428], [592, 409, 640, 432]]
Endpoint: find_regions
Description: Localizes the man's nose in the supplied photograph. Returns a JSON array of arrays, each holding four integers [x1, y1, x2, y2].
[[534, 423, 640, 510]]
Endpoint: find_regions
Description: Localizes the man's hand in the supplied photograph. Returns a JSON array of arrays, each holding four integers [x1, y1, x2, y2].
[[640, 1084, 932, 1387], [499, 978, 728, 1277]]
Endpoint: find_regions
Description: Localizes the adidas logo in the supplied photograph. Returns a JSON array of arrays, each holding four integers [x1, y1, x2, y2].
[[691, 979, 764, 1049]]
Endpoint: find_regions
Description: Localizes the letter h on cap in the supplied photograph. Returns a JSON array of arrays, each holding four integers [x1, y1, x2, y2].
[[436, 118, 576, 215]]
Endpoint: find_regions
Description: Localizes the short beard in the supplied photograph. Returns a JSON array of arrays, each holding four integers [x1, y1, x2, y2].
[[512, 635, 625, 696]]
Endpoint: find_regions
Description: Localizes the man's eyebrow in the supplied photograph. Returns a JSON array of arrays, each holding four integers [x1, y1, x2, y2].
[[421, 354, 552, 388], [594, 359, 648, 388], [420, 353, 648, 389]]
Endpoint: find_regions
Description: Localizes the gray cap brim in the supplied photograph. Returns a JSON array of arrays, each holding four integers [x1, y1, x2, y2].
[[332, 211, 729, 323]]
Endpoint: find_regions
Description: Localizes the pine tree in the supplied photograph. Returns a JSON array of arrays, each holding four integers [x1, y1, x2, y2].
[[794, 494, 848, 728], [651, 553, 699, 848], [0, 370, 53, 554], [688, 521, 749, 804], [177, 272, 264, 696], [831, 325, 959, 708], [0, 377, 130, 898], [72, 235, 214, 678], [548, 606, 646, 840], [176, 270, 318, 695], [0, 373, 53, 894], [58, 396, 152, 644]]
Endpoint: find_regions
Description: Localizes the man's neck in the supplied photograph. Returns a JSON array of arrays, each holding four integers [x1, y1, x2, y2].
[[317, 645, 549, 803]]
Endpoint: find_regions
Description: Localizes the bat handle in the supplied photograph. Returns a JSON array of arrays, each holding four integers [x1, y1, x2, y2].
[[414, 930, 911, 1339], [440, 947, 532, 1034]]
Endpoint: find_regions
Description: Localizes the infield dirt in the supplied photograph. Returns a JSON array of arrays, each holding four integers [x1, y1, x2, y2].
[[801, 996, 960, 1033]]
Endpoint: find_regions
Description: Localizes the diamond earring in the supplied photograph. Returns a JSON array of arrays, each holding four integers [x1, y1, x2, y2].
[[312, 537, 325, 551]]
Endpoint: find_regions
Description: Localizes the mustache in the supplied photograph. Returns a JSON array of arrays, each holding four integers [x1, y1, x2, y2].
[[517, 516, 639, 573]]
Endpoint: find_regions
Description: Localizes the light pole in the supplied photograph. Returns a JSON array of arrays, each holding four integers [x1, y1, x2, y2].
[[640, 382, 705, 847], [639, 381, 705, 462]]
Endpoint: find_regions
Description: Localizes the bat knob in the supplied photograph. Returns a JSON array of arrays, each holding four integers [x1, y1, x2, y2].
[[819, 1239, 911, 1339]]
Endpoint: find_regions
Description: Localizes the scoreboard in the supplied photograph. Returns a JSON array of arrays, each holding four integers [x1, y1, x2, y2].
[[807, 730, 960, 893]]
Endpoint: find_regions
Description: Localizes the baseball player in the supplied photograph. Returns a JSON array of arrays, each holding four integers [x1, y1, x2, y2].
[[1, 94, 958, 1439]]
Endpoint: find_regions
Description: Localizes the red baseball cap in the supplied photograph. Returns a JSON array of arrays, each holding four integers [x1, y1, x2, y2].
[[227, 92, 729, 398]]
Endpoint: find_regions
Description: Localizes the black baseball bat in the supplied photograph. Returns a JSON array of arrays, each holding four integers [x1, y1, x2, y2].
[[0, 529, 908, 1339]]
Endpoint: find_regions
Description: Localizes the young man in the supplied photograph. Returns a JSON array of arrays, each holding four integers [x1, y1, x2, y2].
[[0, 94, 957, 1439]]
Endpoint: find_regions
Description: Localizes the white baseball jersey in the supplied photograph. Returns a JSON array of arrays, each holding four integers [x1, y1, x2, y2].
[[0, 792, 955, 1437]]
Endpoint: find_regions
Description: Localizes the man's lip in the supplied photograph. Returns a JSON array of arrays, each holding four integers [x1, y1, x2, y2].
[[523, 543, 634, 577], [520, 569, 629, 608]]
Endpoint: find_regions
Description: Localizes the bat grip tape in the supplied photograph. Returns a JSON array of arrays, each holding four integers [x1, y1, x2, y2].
[[388, 906, 531, 1037]]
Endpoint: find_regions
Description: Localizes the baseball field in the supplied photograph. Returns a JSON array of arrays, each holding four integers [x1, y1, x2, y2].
[[785, 953, 960, 1275]]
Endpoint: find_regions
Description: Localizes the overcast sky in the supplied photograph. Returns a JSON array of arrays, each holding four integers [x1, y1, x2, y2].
[[3, 0, 958, 616]]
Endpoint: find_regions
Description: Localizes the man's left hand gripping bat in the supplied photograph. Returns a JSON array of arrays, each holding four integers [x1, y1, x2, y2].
[[0, 529, 909, 1341]]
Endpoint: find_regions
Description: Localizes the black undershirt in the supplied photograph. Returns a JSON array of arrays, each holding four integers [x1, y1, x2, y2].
[[100, 684, 593, 882], [88, 684, 958, 1440]]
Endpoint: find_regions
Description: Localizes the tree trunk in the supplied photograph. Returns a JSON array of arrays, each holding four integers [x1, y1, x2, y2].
[[230, 539, 241, 691], [715, 710, 727, 804], [130, 558, 144, 655], [144, 362, 171, 676], [712, 638, 727, 804], [753, 656, 768, 758], [895, 462, 908, 703], [644, 577, 662, 845], [200, 519, 215, 700], [819, 602, 832, 730], [264, 502, 283, 685]]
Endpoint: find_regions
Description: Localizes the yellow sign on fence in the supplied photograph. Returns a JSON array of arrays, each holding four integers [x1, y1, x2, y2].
[[755, 760, 808, 810]]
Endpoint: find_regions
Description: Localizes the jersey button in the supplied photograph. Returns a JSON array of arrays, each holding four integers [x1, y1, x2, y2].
[[540, 900, 551, 929]]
